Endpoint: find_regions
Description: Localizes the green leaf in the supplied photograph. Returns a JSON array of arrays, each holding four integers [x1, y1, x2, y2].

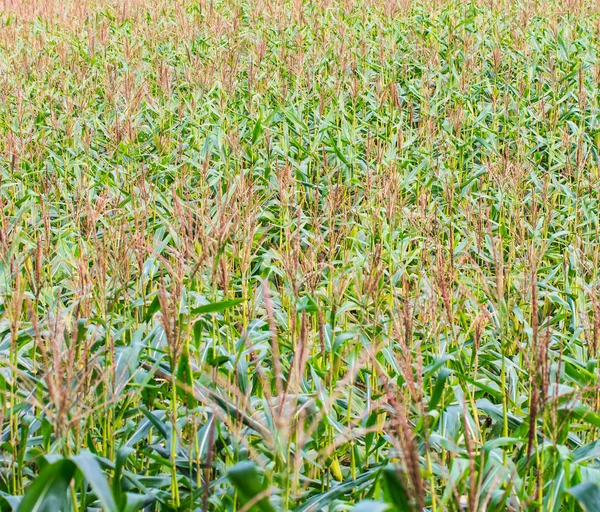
[[365, 410, 379, 456], [0, 493, 21, 511], [476, 398, 523, 428], [122, 493, 149, 512], [565, 482, 600, 511], [573, 440, 600, 463], [144, 296, 160, 322], [206, 347, 230, 368], [175, 346, 196, 407], [482, 437, 523, 452], [228, 461, 275, 512], [297, 295, 319, 313], [382, 465, 413, 512], [568, 403, 600, 429], [191, 298, 245, 315], [251, 116, 263, 145], [563, 358, 596, 386], [92, 455, 163, 507], [19, 459, 77, 512], [428, 368, 451, 412], [71, 451, 118, 511], [353, 500, 389, 511], [113, 447, 135, 511], [139, 408, 169, 439], [295, 469, 377, 512]]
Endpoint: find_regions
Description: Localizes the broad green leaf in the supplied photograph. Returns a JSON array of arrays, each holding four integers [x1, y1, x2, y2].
[[71, 451, 118, 511], [296, 469, 378, 512], [382, 465, 413, 512], [19, 459, 77, 512], [567, 403, 600, 429], [565, 482, 600, 512], [123, 493, 149, 512], [0, 493, 20, 512], [228, 461, 275, 512], [574, 440, 600, 463], [113, 447, 135, 510], [192, 299, 245, 315]]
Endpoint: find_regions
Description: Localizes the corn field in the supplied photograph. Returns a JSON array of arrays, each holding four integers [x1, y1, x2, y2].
[[2, 0, 600, 510]]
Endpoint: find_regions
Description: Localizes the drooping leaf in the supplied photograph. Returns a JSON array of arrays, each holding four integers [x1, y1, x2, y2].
[[19, 459, 77, 512], [573, 440, 600, 463], [71, 451, 118, 511], [113, 447, 135, 510], [565, 482, 600, 512], [0, 493, 21, 512]]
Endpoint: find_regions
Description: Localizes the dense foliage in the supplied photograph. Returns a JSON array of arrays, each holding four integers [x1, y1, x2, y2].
[[2, 0, 600, 510]]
